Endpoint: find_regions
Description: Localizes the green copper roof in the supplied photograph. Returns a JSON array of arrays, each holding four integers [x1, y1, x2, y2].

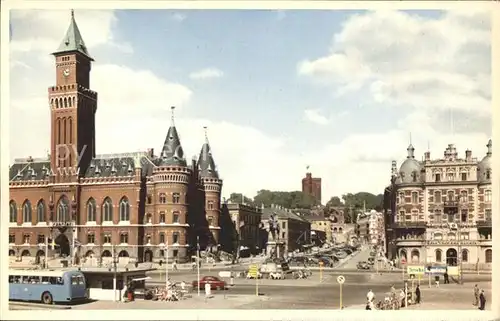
[[52, 10, 93, 60]]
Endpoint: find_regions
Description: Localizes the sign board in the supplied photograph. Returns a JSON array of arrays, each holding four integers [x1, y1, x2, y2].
[[337, 275, 345, 284], [407, 265, 425, 275], [248, 265, 259, 278], [218, 271, 232, 278], [425, 266, 447, 275]]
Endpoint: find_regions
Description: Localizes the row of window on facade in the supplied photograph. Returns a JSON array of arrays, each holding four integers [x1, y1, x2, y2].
[[145, 193, 216, 209], [9, 197, 131, 224], [398, 208, 492, 223], [9, 231, 184, 245], [431, 171, 491, 183], [398, 190, 491, 205], [401, 248, 492, 264]]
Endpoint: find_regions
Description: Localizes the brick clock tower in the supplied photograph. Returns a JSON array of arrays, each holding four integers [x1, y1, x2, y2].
[[46, 11, 98, 257], [49, 10, 97, 184]]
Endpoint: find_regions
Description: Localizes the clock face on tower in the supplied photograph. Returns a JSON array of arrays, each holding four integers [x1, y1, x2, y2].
[[63, 68, 70, 77]]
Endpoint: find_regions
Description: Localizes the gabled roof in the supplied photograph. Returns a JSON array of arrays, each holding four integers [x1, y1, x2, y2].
[[9, 159, 51, 181]]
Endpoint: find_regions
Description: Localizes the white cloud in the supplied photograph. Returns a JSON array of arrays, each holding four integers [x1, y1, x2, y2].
[[189, 68, 224, 80], [171, 13, 186, 22], [298, 9, 491, 115], [10, 9, 133, 55], [304, 109, 329, 125]]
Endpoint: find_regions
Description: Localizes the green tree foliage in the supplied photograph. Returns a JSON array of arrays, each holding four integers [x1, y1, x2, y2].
[[326, 196, 343, 207], [253, 190, 319, 209], [341, 192, 384, 223]]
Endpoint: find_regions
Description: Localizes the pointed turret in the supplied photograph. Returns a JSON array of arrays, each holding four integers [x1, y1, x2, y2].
[[159, 106, 187, 167], [197, 127, 219, 178], [406, 144, 415, 159], [486, 139, 492, 156], [52, 10, 94, 60]]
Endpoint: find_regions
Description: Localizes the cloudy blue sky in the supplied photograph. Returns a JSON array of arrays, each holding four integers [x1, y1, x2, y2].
[[9, 8, 491, 203]]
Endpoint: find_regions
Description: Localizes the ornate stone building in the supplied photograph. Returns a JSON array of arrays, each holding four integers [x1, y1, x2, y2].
[[387, 141, 493, 270], [8, 11, 222, 265]]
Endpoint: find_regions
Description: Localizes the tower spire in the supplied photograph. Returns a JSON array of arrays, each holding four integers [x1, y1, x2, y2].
[[53, 9, 93, 60], [171, 106, 176, 126], [203, 126, 209, 144], [409, 132, 412, 145]]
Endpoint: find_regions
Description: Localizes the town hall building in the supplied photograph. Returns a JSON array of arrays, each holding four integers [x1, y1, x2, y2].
[[8, 11, 223, 265]]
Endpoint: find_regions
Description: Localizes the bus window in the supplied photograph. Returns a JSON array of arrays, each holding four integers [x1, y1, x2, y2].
[[78, 276, 85, 285], [41, 276, 50, 284], [8, 275, 16, 283], [56, 277, 64, 285]]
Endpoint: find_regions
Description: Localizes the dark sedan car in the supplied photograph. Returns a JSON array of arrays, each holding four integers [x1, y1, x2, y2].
[[192, 276, 227, 290]]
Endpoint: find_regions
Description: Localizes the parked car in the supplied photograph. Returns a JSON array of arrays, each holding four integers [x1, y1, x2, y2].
[[192, 276, 227, 290], [357, 261, 370, 270]]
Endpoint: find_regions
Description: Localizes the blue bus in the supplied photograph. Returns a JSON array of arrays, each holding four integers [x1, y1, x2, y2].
[[9, 269, 87, 304]]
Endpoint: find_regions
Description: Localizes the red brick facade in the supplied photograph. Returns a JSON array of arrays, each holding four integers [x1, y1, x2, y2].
[[8, 13, 222, 264]]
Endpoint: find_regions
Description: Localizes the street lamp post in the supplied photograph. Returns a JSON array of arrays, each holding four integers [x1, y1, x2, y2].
[[112, 244, 118, 302], [197, 236, 200, 297]]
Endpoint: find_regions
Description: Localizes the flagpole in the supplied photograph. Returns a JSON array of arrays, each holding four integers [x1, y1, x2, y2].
[[45, 235, 49, 269], [197, 236, 200, 297]]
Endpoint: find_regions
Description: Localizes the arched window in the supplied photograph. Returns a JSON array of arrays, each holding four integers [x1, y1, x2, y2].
[[102, 198, 113, 222], [207, 201, 214, 210], [435, 249, 442, 262], [411, 192, 418, 204], [461, 249, 468, 262], [460, 190, 468, 202], [485, 190, 492, 202], [145, 213, 152, 224], [22, 200, 32, 223], [37, 200, 45, 223], [172, 193, 180, 204], [9, 201, 17, 223], [159, 193, 166, 204], [57, 196, 70, 222], [434, 191, 441, 203], [119, 197, 130, 221], [485, 249, 492, 263], [87, 198, 96, 222], [447, 191, 454, 202]]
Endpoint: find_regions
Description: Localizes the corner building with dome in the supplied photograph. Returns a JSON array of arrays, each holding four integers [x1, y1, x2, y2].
[[385, 140, 493, 270], [8, 12, 222, 265]]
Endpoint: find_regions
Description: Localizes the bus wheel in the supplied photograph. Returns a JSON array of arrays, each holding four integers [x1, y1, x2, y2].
[[41, 291, 53, 304]]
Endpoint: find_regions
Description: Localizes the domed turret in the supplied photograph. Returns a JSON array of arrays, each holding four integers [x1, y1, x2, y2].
[[395, 144, 423, 185], [478, 139, 492, 184]]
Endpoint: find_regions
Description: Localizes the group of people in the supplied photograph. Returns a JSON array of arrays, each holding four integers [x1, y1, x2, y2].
[[365, 284, 421, 310], [473, 284, 487, 310], [146, 279, 189, 302]]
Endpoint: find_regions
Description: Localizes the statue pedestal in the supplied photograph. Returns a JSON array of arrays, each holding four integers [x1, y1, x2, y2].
[[266, 240, 285, 259]]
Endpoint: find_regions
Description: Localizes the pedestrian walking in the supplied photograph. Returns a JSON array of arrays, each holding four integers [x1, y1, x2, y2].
[[367, 289, 375, 302], [415, 285, 421, 304], [443, 270, 449, 284], [399, 289, 406, 308], [172, 260, 178, 271], [473, 284, 479, 306], [479, 289, 486, 310]]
